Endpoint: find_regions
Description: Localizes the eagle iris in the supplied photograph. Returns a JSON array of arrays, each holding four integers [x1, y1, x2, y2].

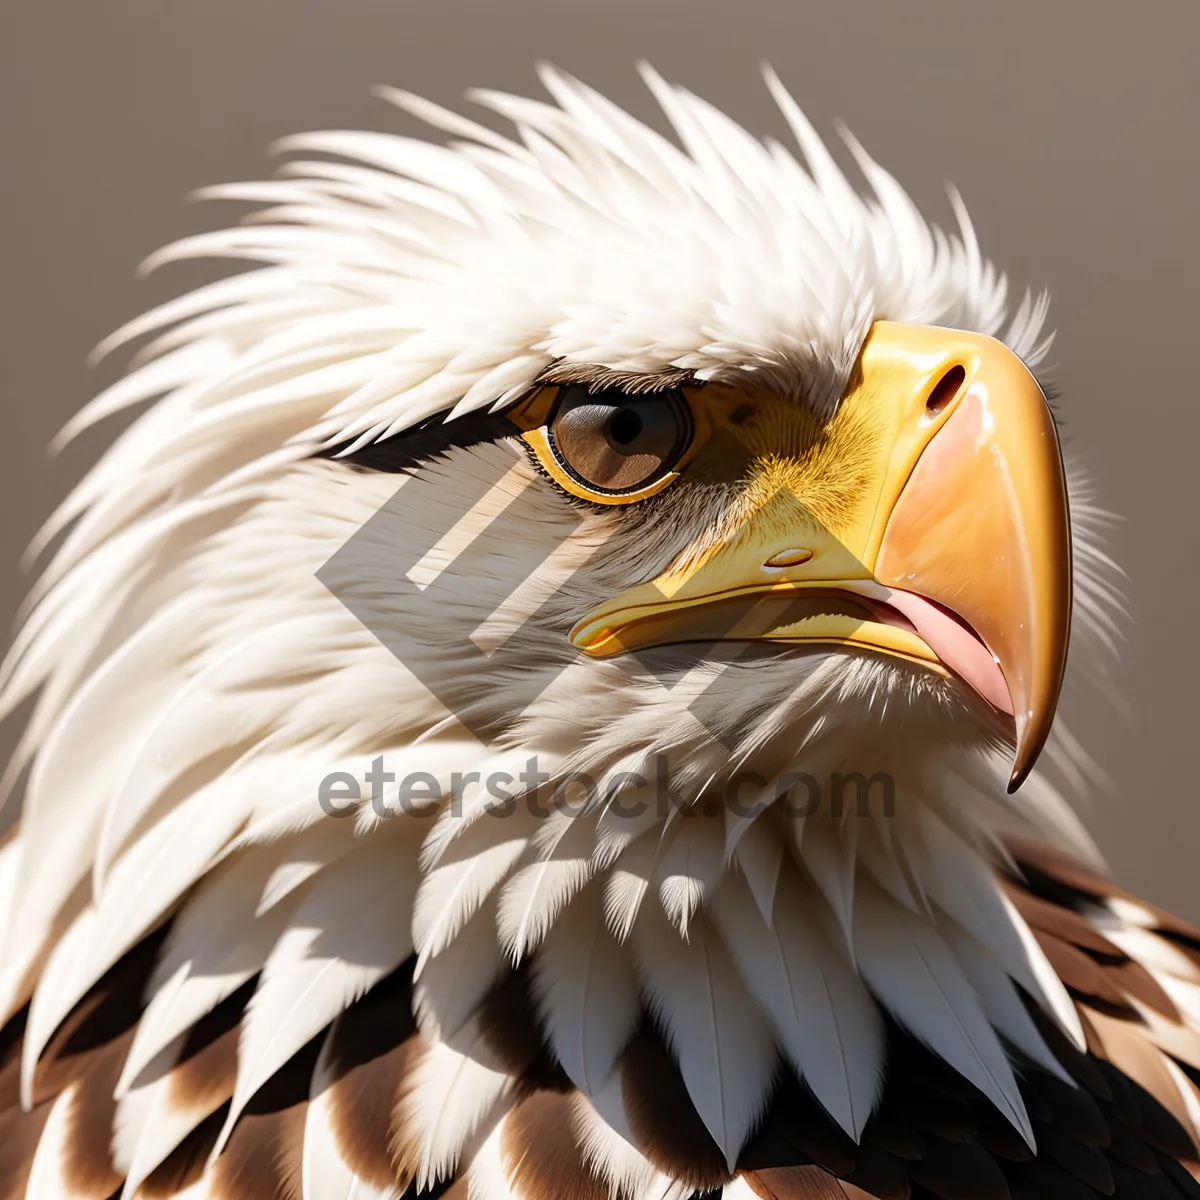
[[547, 384, 692, 494]]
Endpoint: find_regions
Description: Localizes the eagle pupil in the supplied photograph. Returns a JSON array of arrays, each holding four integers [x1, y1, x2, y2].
[[609, 407, 643, 448]]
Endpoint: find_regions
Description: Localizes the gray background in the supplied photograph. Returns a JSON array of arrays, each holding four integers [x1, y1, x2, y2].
[[2, 1, 1198, 915]]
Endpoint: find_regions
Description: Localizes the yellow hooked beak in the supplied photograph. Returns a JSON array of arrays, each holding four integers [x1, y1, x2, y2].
[[568, 322, 1072, 790]]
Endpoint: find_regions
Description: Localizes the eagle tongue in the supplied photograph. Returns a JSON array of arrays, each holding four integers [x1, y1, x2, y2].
[[876, 585, 1014, 716]]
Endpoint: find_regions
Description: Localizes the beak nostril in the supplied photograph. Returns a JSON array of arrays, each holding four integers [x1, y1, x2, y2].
[[926, 365, 966, 415], [764, 548, 813, 569]]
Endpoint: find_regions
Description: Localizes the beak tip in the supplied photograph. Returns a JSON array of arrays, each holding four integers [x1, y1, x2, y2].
[[1006, 736, 1040, 793]]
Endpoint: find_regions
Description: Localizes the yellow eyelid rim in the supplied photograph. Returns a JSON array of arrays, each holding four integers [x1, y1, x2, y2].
[[509, 384, 713, 507]]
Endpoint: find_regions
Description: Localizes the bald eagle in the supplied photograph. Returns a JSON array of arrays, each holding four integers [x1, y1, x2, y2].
[[0, 66, 1193, 1200]]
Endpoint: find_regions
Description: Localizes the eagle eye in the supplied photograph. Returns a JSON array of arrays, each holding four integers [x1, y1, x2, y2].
[[547, 386, 692, 495], [512, 383, 697, 504]]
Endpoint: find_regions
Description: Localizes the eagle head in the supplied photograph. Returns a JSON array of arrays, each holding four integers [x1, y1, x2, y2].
[[0, 66, 1140, 1200]]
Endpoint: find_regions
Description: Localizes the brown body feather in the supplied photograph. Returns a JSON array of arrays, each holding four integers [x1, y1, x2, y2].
[[1, 843, 1200, 1199]]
